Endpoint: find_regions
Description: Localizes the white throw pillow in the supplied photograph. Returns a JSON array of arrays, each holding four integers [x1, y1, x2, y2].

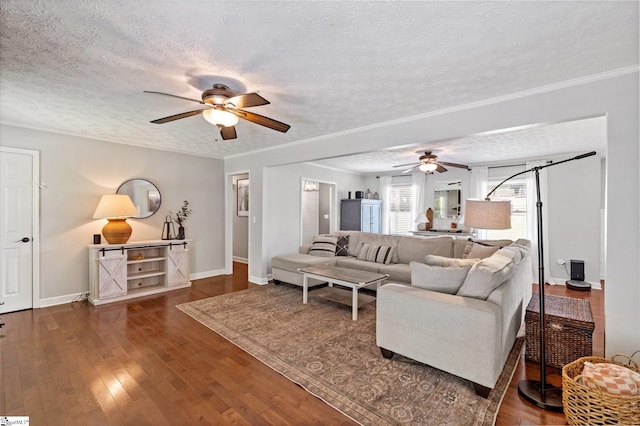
[[456, 252, 515, 299], [424, 255, 480, 267], [410, 261, 472, 294], [308, 234, 338, 257]]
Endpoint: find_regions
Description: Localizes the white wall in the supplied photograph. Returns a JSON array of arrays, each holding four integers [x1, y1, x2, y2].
[[546, 154, 601, 285], [0, 124, 225, 304], [225, 70, 639, 356], [265, 163, 366, 275]]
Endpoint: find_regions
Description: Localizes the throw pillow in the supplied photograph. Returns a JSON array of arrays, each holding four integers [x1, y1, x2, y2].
[[357, 243, 395, 265], [410, 261, 472, 294], [456, 251, 515, 299], [581, 362, 640, 396], [308, 234, 338, 257], [335, 235, 349, 256], [424, 254, 480, 267]]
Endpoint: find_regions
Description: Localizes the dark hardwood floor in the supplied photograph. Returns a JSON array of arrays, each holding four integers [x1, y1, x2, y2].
[[1, 262, 603, 425]]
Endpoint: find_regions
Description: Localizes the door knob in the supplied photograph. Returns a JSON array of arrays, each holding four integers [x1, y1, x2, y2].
[[18, 237, 30, 243]]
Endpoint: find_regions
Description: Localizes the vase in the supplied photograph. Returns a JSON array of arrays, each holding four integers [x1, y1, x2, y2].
[[177, 225, 185, 240]]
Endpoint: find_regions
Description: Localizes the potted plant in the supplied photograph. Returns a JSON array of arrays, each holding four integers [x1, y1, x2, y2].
[[174, 200, 192, 240]]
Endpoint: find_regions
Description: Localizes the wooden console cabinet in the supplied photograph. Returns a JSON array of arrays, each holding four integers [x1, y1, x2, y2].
[[89, 239, 191, 305]]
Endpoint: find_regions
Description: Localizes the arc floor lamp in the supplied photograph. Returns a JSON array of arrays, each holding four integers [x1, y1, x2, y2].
[[465, 151, 596, 411]]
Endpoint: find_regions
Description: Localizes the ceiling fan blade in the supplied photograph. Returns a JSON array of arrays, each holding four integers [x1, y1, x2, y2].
[[144, 91, 205, 105], [229, 108, 291, 133], [401, 165, 420, 174], [226, 93, 270, 108], [150, 109, 206, 124], [436, 164, 448, 173], [439, 161, 470, 170], [393, 162, 420, 168], [219, 125, 237, 140]]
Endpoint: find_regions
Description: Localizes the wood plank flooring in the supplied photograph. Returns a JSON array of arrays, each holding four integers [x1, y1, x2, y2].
[[1, 262, 604, 425]]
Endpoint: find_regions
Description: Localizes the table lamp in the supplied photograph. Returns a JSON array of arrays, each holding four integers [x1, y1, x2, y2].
[[93, 194, 139, 244]]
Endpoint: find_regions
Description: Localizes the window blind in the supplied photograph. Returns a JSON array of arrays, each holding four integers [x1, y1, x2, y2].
[[389, 184, 413, 234]]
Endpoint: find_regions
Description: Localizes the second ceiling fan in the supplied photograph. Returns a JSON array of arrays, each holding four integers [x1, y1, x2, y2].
[[393, 151, 469, 174], [145, 84, 291, 140]]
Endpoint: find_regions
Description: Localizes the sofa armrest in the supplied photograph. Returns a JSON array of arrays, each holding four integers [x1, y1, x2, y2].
[[376, 283, 503, 388]]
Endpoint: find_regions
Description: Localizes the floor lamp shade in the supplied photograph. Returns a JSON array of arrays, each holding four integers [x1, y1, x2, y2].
[[464, 199, 511, 230], [93, 194, 139, 244]]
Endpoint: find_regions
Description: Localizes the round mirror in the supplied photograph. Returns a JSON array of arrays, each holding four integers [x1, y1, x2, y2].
[[116, 179, 161, 219]]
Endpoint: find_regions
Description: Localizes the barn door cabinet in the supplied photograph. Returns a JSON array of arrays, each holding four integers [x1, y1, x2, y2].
[[89, 239, 191, 305], [340, 199, 382, 233]]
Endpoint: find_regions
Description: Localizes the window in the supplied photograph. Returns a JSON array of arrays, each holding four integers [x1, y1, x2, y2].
[[388, 184, 413, 234], [485, 178, 527, 240]]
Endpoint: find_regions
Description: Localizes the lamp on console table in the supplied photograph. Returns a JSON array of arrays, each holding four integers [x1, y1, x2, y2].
[[464, 151, 596, 412], [414, 212, 430, 231], [93, 194, 139, 244]]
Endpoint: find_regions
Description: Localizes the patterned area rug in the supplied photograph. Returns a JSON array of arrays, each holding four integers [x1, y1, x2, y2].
[[177, 284, 523, 425]]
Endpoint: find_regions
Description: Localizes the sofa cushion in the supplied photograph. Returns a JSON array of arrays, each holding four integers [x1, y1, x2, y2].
[[356, 243, 395, 264], [272, 253, 337, 271], [464, 243, 500, 259], [396, 236, 454, 264], [453, 238, 468, 258], [335, 257, 381, 273], [410, 261, 472, 294], [378, 263, 411, 284], [424, 255, 480, 267], [308, 234, 338, 257], [335, 235, 349, 256], [461, 238, 514, 259], [456, 250, 516, 299]]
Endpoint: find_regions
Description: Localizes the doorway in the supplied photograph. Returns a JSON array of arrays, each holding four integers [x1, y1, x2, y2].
[[231, 173, 249, 264], [0, 147, 40, 313], [300, 179, 336, 245]]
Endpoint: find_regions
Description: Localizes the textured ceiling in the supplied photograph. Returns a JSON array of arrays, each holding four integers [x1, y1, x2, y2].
[[0, 1, 637, 166], [313, 115, 608, 174]]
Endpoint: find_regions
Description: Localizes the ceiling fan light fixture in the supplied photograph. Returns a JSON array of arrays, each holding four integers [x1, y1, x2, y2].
[[419, 162, 438, 173], [203, 109, 239, 127]]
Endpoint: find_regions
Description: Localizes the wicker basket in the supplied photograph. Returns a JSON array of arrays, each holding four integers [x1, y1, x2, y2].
[[525, 294, 594, 368], [562, 355, 640, 425]]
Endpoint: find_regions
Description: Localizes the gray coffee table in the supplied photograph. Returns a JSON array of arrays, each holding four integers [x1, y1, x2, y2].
[[298, 265, 388, 320]]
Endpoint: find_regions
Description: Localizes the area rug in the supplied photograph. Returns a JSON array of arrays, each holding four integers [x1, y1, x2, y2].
[[177, 284, 523, 425]]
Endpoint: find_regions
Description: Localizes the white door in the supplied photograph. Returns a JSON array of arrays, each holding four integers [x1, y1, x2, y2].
[[1, 148, 38, 313]]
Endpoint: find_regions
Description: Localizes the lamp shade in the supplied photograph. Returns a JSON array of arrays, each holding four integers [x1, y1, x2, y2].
[[93, 194, 139, 218], [414, 212, 429, 224], [464, 199, 511, 230]]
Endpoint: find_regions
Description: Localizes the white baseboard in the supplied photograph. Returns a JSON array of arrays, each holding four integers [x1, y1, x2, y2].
[[40, 292, 88, 307], [249, 274, 269, 285], [190, 269, 226, 280], [232, 256, 248, 264]]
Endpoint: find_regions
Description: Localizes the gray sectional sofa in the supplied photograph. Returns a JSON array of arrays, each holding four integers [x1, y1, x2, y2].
[[271, 230, 533, 397]]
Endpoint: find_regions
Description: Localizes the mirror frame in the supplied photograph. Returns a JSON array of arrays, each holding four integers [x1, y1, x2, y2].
[[116, 178, 161, 219], [433, 180, 462, 219]]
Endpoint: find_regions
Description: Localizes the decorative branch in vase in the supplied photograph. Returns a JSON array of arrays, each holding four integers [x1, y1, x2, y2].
[[174, 200, 192, 240]]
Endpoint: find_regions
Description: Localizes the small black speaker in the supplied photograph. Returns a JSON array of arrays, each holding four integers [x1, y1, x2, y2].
[[93, 234, 101, 244], [570, 260, 585, 281]]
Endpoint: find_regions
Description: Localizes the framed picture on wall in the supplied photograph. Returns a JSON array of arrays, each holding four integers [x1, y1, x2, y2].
[[237, 178, 249, 216]]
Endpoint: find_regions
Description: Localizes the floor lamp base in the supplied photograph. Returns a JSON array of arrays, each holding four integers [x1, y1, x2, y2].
[[518, 379, 564, 411]]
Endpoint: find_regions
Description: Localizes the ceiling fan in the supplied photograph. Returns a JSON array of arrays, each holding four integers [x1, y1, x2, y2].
[[144, 84, 291, 140], [393, 151, 470, 174]]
